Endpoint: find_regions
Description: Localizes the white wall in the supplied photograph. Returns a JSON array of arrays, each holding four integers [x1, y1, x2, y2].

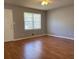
[[47, 5, 74, 39]]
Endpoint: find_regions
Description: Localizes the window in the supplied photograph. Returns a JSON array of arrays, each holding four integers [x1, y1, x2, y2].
[[24, 12, 41, 30]]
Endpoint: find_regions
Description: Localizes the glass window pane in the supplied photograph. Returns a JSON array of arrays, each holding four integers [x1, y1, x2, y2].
[[24, 21, 33, 30], [34, 14, 41, 21], [24, 12, 32, 22], [24, 12, 33, 30], [34, 22, 41, 29], [33, 14, 41, 29], [24, 12, 41, 30], [24, 12, 32, 18], [24, 17, 32, 22]]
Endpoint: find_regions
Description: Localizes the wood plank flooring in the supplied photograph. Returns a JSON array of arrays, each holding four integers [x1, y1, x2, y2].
[[4, 35, 74, 59]]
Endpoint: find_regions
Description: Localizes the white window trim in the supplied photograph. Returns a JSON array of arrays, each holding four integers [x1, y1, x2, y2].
[[24, 12, 42, 30]]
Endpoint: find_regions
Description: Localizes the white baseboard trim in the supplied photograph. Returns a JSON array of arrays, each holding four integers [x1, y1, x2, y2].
[[47, 34, 74, 40], [13, 34, 46, 41], [5, 34, 46, 42], [5, 34, 74, 42]]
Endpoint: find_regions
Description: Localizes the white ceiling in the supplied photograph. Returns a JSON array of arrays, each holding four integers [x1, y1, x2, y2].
[[5, 0, 74, 10]]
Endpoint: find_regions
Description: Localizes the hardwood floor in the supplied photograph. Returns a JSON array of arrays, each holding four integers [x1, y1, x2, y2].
[[4, 35, 74, 59]]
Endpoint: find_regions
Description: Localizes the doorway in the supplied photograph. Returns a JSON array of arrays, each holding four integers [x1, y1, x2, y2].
[[4, 9, 14, 42]]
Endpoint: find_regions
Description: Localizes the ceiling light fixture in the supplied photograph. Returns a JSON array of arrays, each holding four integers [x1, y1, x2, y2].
[[41, 0, 49, 6]]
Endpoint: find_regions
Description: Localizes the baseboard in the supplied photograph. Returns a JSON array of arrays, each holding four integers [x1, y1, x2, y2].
[[4, 34, 46, 42], [13, 34, 46, 41], [47, 34, 74, 40], [5, 34, 74, 42]]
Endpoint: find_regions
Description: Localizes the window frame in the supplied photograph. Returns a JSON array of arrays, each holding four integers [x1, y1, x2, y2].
[[24, 12, 42, 30]]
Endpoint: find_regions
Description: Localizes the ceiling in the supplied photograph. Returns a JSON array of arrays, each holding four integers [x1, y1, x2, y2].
[[5, 0, 74, 10]]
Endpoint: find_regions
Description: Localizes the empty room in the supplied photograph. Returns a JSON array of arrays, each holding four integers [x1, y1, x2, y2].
[[4, 0, 74, 59]]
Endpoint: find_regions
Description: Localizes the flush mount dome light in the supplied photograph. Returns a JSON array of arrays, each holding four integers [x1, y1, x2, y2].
[[41, 0, 49, 6]]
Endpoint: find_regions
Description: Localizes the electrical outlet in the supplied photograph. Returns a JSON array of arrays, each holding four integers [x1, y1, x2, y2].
[[32, 33, 34, 35]]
